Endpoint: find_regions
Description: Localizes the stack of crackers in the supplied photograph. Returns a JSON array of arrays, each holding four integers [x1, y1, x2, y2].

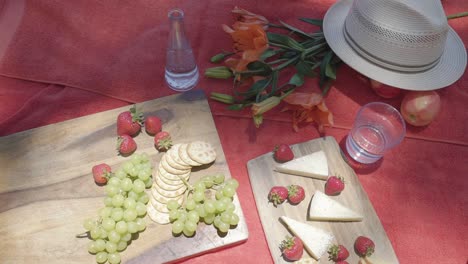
[[147, 141, 217, 224]]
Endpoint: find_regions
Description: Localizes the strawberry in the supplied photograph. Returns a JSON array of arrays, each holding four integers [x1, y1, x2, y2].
[[328, 244, 350, 262], [287, 184, 305, 205], [325, 176, 345, 196], [92, 163, 112, 184], [268, 186, 288, 206], [117, 105, 143, 136], [154, 131, 172, 151], [273, 144, 294, 162], [354, 236, 375, 257], [280, 236, 304, 261], [145, 116, 162, 135], [117, 134, 137, 155]]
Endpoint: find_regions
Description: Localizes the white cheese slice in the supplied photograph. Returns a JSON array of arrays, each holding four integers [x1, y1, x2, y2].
[[308, 191, 363, 222], [274, 150, 329, 180], [280, 216, 334, 260]]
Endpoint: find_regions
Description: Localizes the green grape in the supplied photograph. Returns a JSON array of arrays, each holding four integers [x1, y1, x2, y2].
[[182, 227, 195, 237], [131, 153, 142, 164], [127, 191, 139, 201], [105, 241, 117, 253], [167, 199, 180, 211], [138, 170, 150, 181], [193, 181, 206, 192], [169, 209, 180, 222], [104, 197, 114, 207], [140, 152, 149, 162], [122, 161, 134, 173], [220, 212, 231, 224], [88, 241, 98, 254], [193, 190, 205, 203], [106, 185, 119, 197], [111, 208, 124, 222], [184, 220, 198, 233], [135, 217, 146, 232], [215, 200, 227, 213], [203, 176, 214, 188], [204, 200, 216, 214], [215, 190, 224, 200], [114, 169, 127, 179], [115, 221, 127, 234], [213, 216, 222, 228], [102, 218, 116, 231], [90, 227, 101, 240], [178, 210, 187, 223], [230, 213, 240, 226], [95, 239, 106, 252], [99, 207, 113, 219], [127, 221, 138, 234], [108, 230, 121, 243], [116, 240, 127, 252], [108, 177, 121, 186], [185, 199, 196, 211], [112, 194, 125, 207], [123, 197, 137, 209], [222, 186, 236, 198], [187, 210, 200, 223], [120, 232, 132, 242], [218, 221, 230, 233], [195, 204, 206, 218], [213, 174, 225, 184], [138, 192, 150, 204], [203, 213, 215, 225], [120, 178, 133, 192], [123, 209, 137, 222], [132, 179, 145, 193], [135, 202, 147, 216], [220, 196, 232, 204], [129, 167, 139, 177], [99, 228, 108, 239], [96, 252, 108, 263], [108, 252, 121, 264], [83, 218, 96, 231], [172, 220, 184, 234], [143, 177, 153, 188], [225, 202, 236, 213], [226, 178, 239, 189]]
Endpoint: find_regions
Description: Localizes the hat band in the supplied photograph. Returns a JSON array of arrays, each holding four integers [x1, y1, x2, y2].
[[343, 24, 440, 73]]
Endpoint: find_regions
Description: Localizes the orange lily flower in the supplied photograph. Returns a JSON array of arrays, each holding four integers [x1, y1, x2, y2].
[[231, 6, 269, 30], [282, 92, 334, 132]]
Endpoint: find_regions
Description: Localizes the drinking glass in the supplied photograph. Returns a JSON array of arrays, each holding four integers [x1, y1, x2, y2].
[[346, 102, 406, 164]]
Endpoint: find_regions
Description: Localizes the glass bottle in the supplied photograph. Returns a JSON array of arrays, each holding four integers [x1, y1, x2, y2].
[[164, 8, 199, 92]]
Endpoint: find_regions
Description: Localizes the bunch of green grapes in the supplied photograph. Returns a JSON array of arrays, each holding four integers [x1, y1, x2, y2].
[[167, 174, 240, 237], [82, 153, 153, 264]]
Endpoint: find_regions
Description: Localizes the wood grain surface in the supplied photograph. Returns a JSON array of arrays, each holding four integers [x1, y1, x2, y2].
[[247, 136, 398, 264], [0, 90, 248, 264]]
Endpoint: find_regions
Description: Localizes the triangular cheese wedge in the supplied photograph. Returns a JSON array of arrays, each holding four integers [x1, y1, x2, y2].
[[280, 216, 334, 260], [308, 191, 363, 221], [274, 151, 328, 180]]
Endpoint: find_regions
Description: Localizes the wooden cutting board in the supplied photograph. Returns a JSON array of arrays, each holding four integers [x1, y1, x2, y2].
[[0, 90, 248, 264], [247, 136, 398, 264]]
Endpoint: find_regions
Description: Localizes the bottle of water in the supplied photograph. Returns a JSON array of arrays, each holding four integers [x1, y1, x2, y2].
[[165, 9, 199, 92]]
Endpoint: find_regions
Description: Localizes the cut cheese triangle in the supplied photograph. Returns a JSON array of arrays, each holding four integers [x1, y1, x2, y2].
[[280, 216, 334, 260], [275, 150, 329, 180], [308, 191, 363, 222]]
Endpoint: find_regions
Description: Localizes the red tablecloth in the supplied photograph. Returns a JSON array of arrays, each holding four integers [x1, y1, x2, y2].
[[0, 1, 467, 263]]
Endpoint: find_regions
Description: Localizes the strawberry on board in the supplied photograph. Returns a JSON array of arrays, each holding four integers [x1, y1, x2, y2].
[[268, 186, 288, 207], [287, 184, 305, 205], [328, 244, 350, 262], [92, 163, 112, 184], [354, 236, 375, 258], [117, 134, 137, 156], [273, 144, 294, 163], [325, 176, 345, 196], [154, 131, 172, 151], [117, 105, 143, 136], [145, 116, 162, 135], [280, 235, 304, 261]]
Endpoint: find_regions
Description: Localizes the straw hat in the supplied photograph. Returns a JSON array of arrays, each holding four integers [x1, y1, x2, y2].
[[323, 0, 467, 90]]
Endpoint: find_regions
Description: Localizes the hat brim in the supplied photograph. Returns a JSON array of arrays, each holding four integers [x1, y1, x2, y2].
[[323, 0, 467, 91]]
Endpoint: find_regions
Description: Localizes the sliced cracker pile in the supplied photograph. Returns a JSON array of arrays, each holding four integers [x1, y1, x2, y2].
[[147, 141, 217, 224]]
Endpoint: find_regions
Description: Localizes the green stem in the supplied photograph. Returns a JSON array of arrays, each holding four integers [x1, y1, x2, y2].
[[447, 12, 468, 20], [273, 56, 299, 71]]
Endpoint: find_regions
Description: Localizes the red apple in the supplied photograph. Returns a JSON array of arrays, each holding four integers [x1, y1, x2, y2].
[[400, 91, 441, 126], [370, 79, 402, 99]]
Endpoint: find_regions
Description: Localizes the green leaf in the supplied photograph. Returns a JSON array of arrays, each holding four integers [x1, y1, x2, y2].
[[289, 73, 305, 87], [260, 49, 278, 61], [319, 50, 334, 87], [227, 104, 247, 111], [299, 18, 323, 27], [269, 70, 279, 96], [295, 60, 317, 77], [241, 78, 271, 97], [267, 32, 304, 51], [279, 20, 312, 39], [325, 63, 336, 80], [245, 61, 273, 76]]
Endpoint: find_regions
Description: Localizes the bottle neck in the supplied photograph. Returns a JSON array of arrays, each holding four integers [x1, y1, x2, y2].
[[168, 9, 189, 49]]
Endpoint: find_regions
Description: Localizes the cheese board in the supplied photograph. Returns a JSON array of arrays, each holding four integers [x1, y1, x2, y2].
[[0, 90, 248, 264], [247, 136, 399, 263]]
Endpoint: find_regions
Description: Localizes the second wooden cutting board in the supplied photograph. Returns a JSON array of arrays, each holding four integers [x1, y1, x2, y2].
[[247, 136, 398, 264]]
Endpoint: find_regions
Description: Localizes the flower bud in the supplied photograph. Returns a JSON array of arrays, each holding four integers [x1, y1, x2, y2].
[[251, 96, 281, 116], [204, 66, 233, 79]]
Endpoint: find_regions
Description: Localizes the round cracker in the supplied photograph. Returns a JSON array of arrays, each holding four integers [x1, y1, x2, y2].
[[166, 146, 191, 170], [158, 166, 190, 182], [154, 173, 186, 191], [157, 170, 186, 186], [147, 204, 170, 225], [161, 155, 191, 175], [178, 143, 202, 166], [187, 141, 217, 165], [149, 195, 170, 213], [151, 186, 184, 204], [151, 182, 187, 199], [168, 144, 192, 168]]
